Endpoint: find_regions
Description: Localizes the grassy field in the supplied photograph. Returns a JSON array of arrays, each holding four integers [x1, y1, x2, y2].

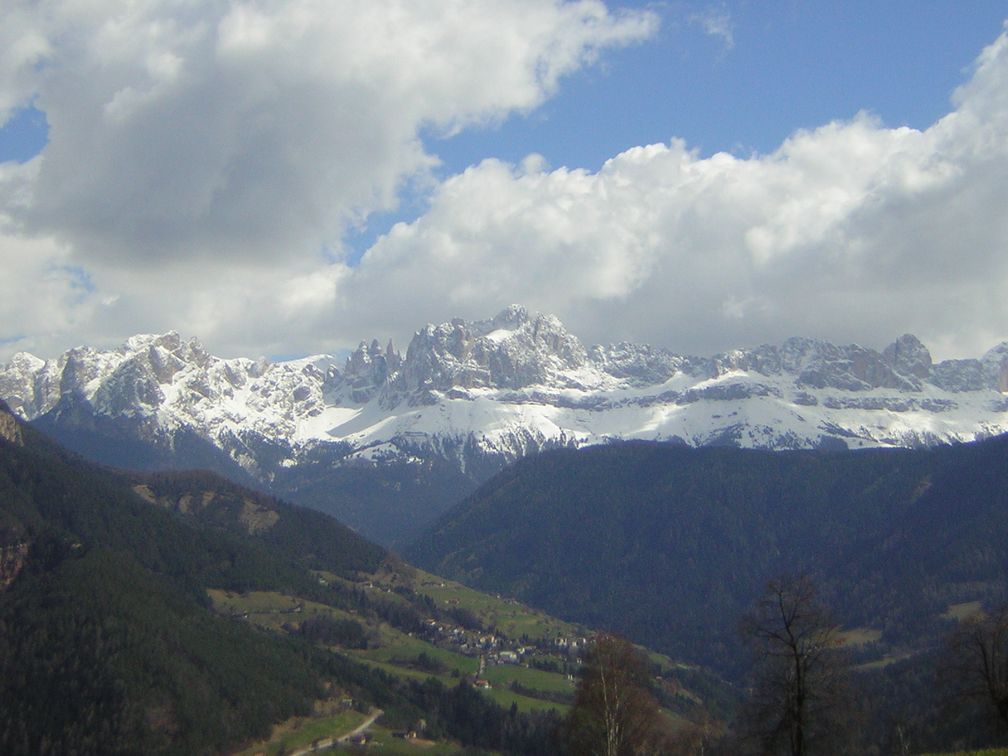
[[207, 585, 578, 715], [837, 626, 883, 646], [483, 684, 570, 714], [332, 724, 463, 754], [233, 707, 367, 756], [207, 588, 360, 633], [483, 662, 574, 696], [206, 568, 721, 747], [352, 653, 576, 717], [403, 567, 585, 641], [354, 634, 480, 677], [942, 600, 984, 621]]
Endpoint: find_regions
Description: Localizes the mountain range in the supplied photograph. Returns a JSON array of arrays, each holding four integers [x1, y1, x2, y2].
[[3, 306, 1007, 542], [5, 330, 1008, 750]]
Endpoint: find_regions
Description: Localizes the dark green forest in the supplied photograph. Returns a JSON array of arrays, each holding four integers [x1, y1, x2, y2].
[[409, 438, 1008, 667], [33, 399, 479, 546], [7, 393, 1008, 752], [408, 436, 1008, 751], [0, 406, 561, 754]]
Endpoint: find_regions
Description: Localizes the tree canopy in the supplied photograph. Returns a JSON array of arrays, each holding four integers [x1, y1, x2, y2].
[[566, 633, 663, 755]]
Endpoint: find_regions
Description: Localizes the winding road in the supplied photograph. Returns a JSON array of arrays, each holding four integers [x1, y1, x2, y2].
[[288, 708, 383, 755]]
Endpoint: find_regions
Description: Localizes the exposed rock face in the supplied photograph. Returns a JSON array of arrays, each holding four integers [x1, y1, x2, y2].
[[982, 343, 1008, 393], [0, 542, 29, 590], [589, 343, 684, 386], [0, 402, 23, 446], [0, 403, 30, 587], [339, 339, 400, 403], [930, 359, 986, 392], [0, 353, 53, 418], [392, 305, 589, 397], [1, 308, 1007, 485], [883, 334, 933, 380]]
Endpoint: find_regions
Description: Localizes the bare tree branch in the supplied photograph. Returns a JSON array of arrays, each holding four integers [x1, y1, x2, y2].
[[944, 604, 1008, 728], [737, 575, 856, 756]]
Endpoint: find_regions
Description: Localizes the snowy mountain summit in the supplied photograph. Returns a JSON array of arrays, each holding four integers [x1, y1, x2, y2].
[[2, 306, 1008, 482]]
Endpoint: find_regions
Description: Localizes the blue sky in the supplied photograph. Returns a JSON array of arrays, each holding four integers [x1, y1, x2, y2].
[[355, 2, 1008, 259], [0, 105, 47, 163], [1, 2, 1007, 362], [6, 2, 1005, 253], [6, 3, 995, 170], [434, 2, 1007, 167]]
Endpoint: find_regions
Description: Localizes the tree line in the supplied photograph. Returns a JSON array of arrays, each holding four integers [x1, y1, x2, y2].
[[561, 575, 1008, 755]]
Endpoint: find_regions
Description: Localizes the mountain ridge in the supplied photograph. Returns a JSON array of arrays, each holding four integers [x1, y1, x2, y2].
[[2, 308, 1007, 542], [406, 434, 1008, 676]]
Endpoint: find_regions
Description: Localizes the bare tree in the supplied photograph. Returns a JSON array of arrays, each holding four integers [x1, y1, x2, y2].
[[945, 603, 1008, 727], [566, 633, 662, 755], [738, 575, 855, 755]]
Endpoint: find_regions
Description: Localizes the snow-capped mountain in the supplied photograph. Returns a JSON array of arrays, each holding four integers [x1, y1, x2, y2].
[[3, 305, 1008, 483]]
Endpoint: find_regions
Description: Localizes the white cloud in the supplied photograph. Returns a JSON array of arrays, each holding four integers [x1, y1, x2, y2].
[[690, 5, 734, 51], [0, 0, 656, 358], [0, 0, 654, 264], [331, 26, 1008, 359], [0, 4, 49, 124], [0, 215, 88, 353], [1, 5, 1006, 366]]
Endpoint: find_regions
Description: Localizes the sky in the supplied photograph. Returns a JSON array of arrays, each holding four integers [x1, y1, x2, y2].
[[1, 1, 1007, 364]]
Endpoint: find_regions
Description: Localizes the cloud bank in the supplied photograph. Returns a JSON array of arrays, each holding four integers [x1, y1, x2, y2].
[[0, 3, 1006, 363], [343, 23, 1008, 359]]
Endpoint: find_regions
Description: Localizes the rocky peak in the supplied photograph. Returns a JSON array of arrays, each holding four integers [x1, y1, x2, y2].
[[768, 338, 916, 391], [184, 337, 212, 369], [0, 353, 48, 417], [883, 334, 932, 380], [932, 343, 1008, 394], [982, 342, 1008, 393], [92, 353, 165, 416], [341, 339, 401, 403], [485, 303, 529, 331], [125, 331, 179, 353], [345, 340, 379, 373], [695, 338, 921, 391], [393, 306, 588, 396], [1, 311, 1007, 482], [590, 342, 686, 385], [386, 340, 402, 372], [59, 346, 106, 396], [929, 359, 983, 392]]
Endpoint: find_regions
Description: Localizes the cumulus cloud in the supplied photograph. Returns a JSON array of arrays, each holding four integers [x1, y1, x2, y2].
[[0, 4, 49, 124], [330, 25, 1008, 360], [0, 0, 656, 358], [0, 0, 654, 264], [0, 214, 85, 345], [690, 5, 734, 51], [1, 4, 1006, 365]]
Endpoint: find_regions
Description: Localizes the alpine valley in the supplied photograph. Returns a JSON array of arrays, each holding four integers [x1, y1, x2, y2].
[[3, 305, 1008, 544]]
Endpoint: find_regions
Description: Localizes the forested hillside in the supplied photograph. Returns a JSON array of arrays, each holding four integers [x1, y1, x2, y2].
[[0, 406, 369, 752], [409, 436, 1008, 674], [0, 403, 567, 753], [8, 389, 1008, 752]]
